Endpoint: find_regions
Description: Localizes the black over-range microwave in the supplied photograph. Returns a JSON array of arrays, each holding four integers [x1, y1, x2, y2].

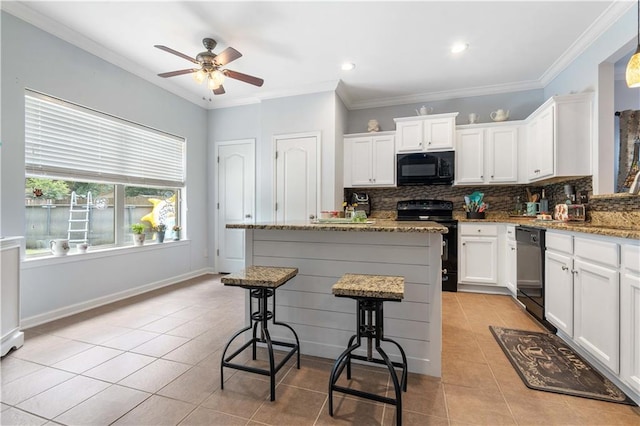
[[397, 151, 455, 186]]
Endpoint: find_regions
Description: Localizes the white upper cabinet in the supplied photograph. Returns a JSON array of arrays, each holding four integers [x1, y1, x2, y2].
[[344, 132, 396, 187], [455, 123, 520, 185], [526, 93, 593, 182], [394, 113, 458, 153]]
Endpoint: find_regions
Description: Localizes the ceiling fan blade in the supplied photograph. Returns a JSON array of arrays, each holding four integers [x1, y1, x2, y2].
[[213, 85, 226, 95], [223, 69, 264, 87], [214, 47, 242, 66], [154, 45, 199, 64], [158, 68, 200, 78]]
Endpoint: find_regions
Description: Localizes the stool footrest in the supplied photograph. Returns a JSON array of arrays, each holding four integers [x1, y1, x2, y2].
[[223, 337, 298, 376], [348, 353, 407, 375]]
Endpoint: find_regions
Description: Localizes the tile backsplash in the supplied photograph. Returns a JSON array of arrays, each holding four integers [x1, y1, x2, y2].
[[345, 176, 593, 214]]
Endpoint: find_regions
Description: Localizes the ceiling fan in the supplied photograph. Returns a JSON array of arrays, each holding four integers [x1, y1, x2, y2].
[[154, 38, 264, 95]]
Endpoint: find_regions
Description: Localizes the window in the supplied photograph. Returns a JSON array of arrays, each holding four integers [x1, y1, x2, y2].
[[24, 90, 185, 257]]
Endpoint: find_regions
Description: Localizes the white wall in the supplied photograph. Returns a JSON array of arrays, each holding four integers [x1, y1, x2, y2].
[[346, 89, 545, 134], [259, 91, 338, 220], [1, 12, 210, 324]]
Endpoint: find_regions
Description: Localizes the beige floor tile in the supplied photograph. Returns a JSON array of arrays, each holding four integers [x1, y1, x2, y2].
[[0, 407, 48, 425], [157, 365, 220, 405], [52, 346, 123, 373], [0, 357, 45, 385], [507, 397, 583, 425], [332, 363, 391, 400], [562, 393, 640, 417], [11, 337, 93, 366], [251, 383, 326, 425], [16, 375, 110, 419], [281, 357, 333, 393], [178, 406, 247, 426], [130, 334, 190, 357], [567, 404, 640, 425], [112, 394, 195, 425], [169, 306, 211, 321], [442, 358, 500, 391], [200, 374, 270, 419], [83, 352, 155, 383], [100, 329, 161, 351], [53, 384, 149, 425], [118, 358, 191, 393], [0, 367, 74, 406], [165, 319, 215, 339], [382, 408, 449, 426], [398, 373, 448, 418], [444, 383, 516, 425], [140, 316, 190, 334], [162, 338, 221, 365]]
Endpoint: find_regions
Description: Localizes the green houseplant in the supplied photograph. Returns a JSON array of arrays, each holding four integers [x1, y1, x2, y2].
[[131, 223, 146, 246]]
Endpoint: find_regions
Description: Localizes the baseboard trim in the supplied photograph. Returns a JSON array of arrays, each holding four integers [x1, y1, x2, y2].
[[21, 268, 214, 329]]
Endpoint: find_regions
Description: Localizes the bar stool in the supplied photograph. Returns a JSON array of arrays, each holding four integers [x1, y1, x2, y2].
[[328, 273, 408, 426], [220, 266, 300, 401]]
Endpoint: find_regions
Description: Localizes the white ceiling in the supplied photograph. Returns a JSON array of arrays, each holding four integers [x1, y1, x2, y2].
[[2, 1, 632, 110]]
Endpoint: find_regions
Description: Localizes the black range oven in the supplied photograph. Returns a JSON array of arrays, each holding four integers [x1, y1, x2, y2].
[[396, 199, 458, 292]]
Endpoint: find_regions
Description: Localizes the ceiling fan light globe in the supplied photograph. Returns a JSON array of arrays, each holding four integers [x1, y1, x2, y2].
[[211, 70, 225, 87], [193, 70, 206, 84]]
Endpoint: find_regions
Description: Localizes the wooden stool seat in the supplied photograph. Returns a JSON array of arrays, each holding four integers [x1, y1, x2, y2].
[[328, 273, 408, 426], [220, 266, 300, 401]]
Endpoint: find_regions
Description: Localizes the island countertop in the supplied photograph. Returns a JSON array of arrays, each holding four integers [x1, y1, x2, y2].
[[226, 219, 448, 233]]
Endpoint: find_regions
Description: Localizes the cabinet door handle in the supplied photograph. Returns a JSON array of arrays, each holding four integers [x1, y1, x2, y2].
[[571, 270, 578, 274], [561, 265, 569, 271], [462, 242, 466, 246], [511, 247, 516, 251], [428, 141, 432, 145], [481, 175, 484, 179], [491, 175, 494, 178], [477, 229, 481, 233]]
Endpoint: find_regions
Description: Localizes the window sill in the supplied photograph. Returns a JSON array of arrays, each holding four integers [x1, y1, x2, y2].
[[22, 239, 190, 269]]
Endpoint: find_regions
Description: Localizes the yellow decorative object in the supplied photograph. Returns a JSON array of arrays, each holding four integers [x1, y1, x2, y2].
[[140, 194, 176, 228]]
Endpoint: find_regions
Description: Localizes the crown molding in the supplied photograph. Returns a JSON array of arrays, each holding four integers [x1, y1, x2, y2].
[[539, 0, 634, 87]]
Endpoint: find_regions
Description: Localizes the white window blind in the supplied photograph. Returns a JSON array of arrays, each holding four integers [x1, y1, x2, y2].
[[25, 90, 185, 187]]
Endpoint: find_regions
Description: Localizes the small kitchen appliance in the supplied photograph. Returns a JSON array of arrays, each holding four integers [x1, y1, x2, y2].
[[351, 192, 371, 216], [396, 151, 455, 186], [396, 199, 458, 292]]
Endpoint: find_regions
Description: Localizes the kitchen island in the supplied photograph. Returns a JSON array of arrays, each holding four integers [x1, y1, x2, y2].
[[226, 220, 447, 377]]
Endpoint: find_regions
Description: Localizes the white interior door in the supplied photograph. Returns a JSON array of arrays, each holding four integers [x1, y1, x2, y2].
[[216, 140, 255, 273], [275, 133, 320, 221]]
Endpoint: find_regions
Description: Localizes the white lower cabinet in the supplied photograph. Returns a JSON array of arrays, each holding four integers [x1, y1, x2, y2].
[[621, 242, 640, 394], [573, 257, 619, 373], [545, 249, 573, 335], [459, 224, 498, 285], [545, 231, 621, 375]]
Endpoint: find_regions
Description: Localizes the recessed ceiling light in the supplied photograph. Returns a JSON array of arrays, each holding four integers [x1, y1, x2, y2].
[[451, 43, 469, 54], [341, 62, 356, 71]]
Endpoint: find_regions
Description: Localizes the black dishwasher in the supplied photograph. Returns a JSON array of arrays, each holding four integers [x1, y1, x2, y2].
[[516, 226, 556, 331]]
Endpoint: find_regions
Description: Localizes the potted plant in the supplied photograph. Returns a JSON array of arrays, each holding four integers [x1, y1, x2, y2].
[[154, 224, 167, 243], [172, 225, 182, 241], [131, 223, 146, 246]]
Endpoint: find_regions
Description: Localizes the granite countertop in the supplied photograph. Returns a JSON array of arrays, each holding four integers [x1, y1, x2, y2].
[[221, 266, 298, 288], [226, 219, 448, 233], [332, 273, 405, 300], [457, 214, 640, 240]]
